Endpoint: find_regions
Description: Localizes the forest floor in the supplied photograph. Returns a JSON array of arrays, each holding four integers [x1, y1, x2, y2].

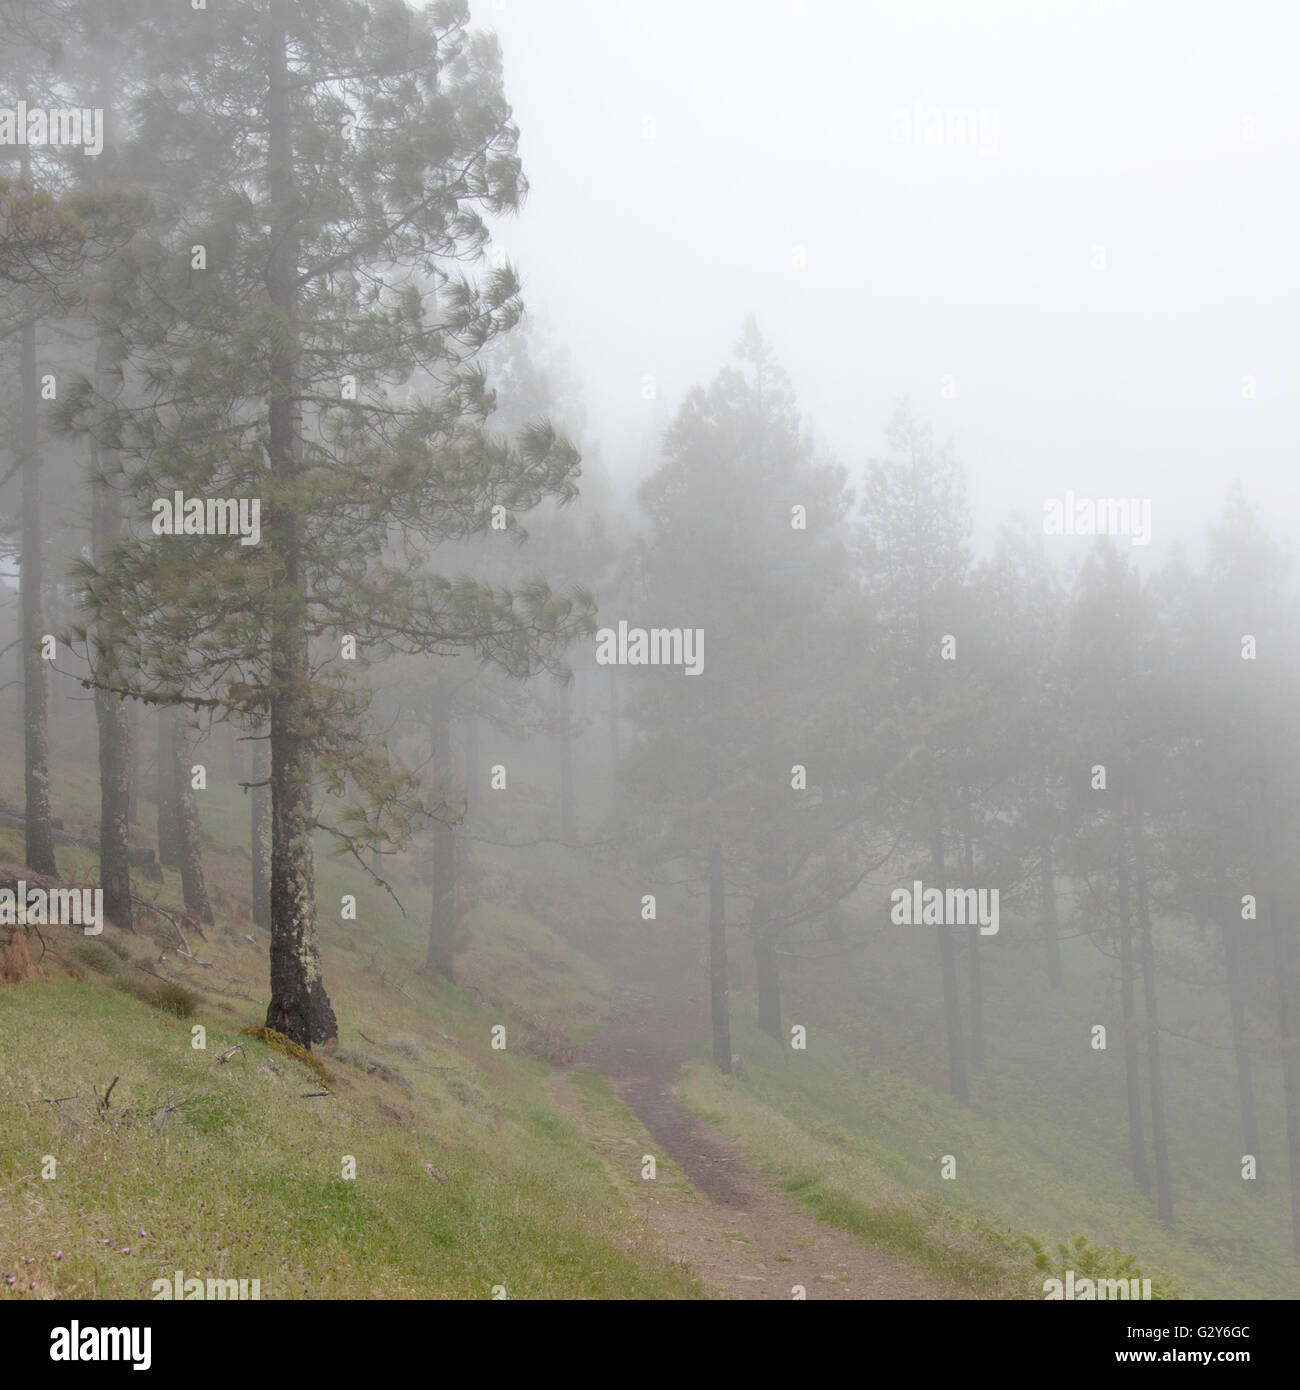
[[548, 960, 956, 1300]]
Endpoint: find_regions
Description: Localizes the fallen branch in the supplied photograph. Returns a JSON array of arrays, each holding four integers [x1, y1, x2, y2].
[[131, 894, 190, 953], [136, 963, 181, 988], [100, 1075, 119, 1111], [214, 1042, 244, 1064], [299, 1089, 331, 1098]]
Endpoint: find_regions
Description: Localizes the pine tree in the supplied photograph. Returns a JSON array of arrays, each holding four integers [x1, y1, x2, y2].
[[68, 0, 592, 1046]]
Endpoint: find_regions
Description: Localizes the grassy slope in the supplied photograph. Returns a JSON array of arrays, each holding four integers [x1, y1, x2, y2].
[[0, 748, 699, 1300], [5, 708, 1294, 1301], [676, 901, 1300, 1300]]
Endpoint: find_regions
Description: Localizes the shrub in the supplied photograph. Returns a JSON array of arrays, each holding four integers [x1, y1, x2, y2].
[[114, 971, 198, 1017], [336, 1047, 412, 1092], [72, 939, 123, 975]]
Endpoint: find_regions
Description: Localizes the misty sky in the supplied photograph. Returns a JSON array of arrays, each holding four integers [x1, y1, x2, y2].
[[481, 0, 1300, 562]]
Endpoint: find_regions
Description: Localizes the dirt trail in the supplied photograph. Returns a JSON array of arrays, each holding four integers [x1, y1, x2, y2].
[[553, 973, 953, 1300]]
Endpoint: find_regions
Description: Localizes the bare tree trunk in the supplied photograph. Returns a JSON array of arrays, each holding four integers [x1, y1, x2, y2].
[[933, 821, 968, 1103], [608, 665, 620, 806], [461, 713, 479, 821], [557, 679, 576, 843], [156, 707, 182, 868], [963, 791, 984, 1070], [708, 840, 731, 1072], [251, 723, 271, 930], [1257, 743, 1300, 1255], [1041, 765, 1062, 988], [1131, 787, 1172, 1224], [18, 174, 56, 879], [1216, 854, 1261, 1189], [127, 698, 139, 827], [263, 3, 336, 1047], [1116, 808, 1150, 1196], [427, 693, 456, 980], [173, 716, 213, 925], [753, 890, 782, 1043], [90, 419, 132, 930]]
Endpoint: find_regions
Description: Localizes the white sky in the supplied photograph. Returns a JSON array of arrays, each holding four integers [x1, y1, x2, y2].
[[478, 0, 1300, 560]]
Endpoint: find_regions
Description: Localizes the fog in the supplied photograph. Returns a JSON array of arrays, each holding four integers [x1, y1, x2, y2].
[[491, 0, 1300, 557], [2, 0, 1300, 1322]]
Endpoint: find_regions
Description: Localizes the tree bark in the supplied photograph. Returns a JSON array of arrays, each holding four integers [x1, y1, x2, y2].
[[251, 724, 271, 930], [427, 693, 457, 981], [608, 665, 620, 807], [963, 791, 984, 1069], [932, 821, 969, 1103], [127, 698, 139, 827], [1257, 743, 1300, 1255], [708, 840, 731, 1072], [1216, 855, 1260, 1189], [1130, 787, 1172, 1224], [1116, 807, 1150, 1196], [753, 892, 782, 1043], [173, 716, 214, 925], [90, 418, 132, 930], [156, 706, 182, 868], [461, 714, 479, 821], [18, 174, 56, 879], [557, 678, 576, 843], [1040, 765, 1062, 988], [262, 3, 336, 1047]]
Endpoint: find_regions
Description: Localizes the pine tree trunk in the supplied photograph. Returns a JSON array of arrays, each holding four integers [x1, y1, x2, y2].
[[708, 840, 731, 1072], [557, 679, 576, 843], [753, 896, 782, 1042], [427, 694, 456, 981], [19, 222, 56, 878], [173, 717, 213, 925], [262, 4, 336, 1048], [1217, 857, 1260, 1189], [932, 822, 969, 1103], [963, 793, 984, 1069], [156, 707, 182, 868], [461, 714, 479, 821], [127, 698, 139, 827], [1257, 745, 1300, 1255], [251, 724, 271, 930], [1116, 808, 1150, 1196], [90, 420, 132, 931], [1131, 788, 1172, 1223], [1041, 765, 1062, 988], [608, 665, 620, 806]]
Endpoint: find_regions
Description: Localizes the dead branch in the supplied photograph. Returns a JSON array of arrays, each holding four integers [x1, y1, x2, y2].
[[131, 893, 190, 953]]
